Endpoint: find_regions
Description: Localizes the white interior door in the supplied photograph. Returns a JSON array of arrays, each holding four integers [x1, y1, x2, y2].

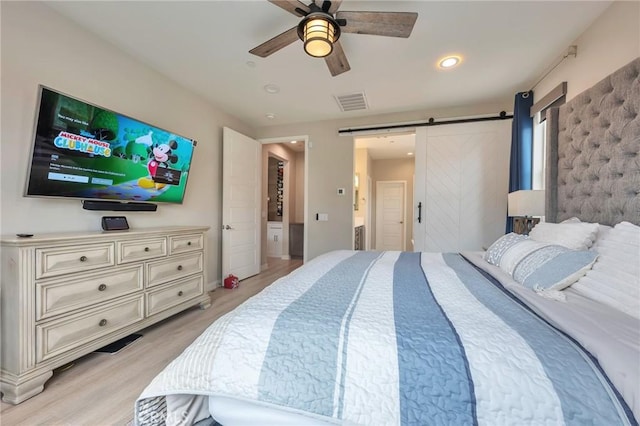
[[222, 127, 261, 281], [375, 181, 406, 251]]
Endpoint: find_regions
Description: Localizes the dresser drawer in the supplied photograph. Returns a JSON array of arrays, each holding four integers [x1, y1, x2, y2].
[[146, 275, 204, 316], [169, 233, 204, 255], [36, 243, 115, 279], [36, 295, 144, 362], [36, 265, 144, 320], [117, 238, 167, 264], [147, 252, 203, 288]]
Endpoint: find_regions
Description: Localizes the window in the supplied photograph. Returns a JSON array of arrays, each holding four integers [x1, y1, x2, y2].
[[532, 114, 546, 190], [530, 82, 566, 191]]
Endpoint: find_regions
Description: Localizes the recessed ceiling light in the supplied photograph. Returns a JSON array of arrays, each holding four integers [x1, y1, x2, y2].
[[265, 113, 276, 119], [290, 140, 297, 144], [407, 152, 414, 156], [438, 55, 462, 69], [264, 84, 280, 94]]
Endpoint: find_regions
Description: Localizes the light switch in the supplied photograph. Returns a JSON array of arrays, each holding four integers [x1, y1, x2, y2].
[[318, 213, 329, 221]]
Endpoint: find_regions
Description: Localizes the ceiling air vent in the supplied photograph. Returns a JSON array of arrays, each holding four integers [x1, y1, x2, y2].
[[334, 92, 368, 112]]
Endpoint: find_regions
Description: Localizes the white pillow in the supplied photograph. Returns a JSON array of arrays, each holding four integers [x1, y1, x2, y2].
[[571, 221, 640, 319], [529, 222, 599, 250], [560, 217, 582, 224], [560, 217, 613, 249]]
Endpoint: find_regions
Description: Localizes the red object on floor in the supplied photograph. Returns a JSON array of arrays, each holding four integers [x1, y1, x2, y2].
[[224, 274, 239, 289]]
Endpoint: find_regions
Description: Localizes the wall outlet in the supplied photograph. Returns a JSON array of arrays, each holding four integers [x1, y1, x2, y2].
[[337, 188, 345, 195]]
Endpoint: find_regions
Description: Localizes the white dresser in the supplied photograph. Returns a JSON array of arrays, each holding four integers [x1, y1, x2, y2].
[[0, 226, 211, 404]]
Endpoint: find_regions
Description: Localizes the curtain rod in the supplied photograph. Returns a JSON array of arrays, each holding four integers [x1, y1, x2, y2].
[[338, 111, 513, 135], [529, 45, 577, 92]]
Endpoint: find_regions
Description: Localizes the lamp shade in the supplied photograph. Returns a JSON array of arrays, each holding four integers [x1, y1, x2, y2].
[[508, 190, 545, 217]]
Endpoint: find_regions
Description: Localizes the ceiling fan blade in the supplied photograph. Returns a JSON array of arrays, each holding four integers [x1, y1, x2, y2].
[[336, 11, 418, 38], [325, 40, 350, 77], [268, 0, 310, 17], [249, 26, 299, 57], [326, 0, 342, 14]]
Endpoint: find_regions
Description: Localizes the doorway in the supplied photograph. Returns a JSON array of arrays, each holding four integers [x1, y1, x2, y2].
[[354, 132, 416, 252], [266, 155, 286, 259], [260, 137, 307, 269]]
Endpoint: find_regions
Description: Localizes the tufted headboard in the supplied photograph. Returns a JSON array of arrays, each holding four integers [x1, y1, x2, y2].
[[545, 57, 640, 226]]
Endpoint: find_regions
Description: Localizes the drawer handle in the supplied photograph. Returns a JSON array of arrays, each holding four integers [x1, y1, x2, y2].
[[98, 284, 107, 292], [79, 255, 87, 262], [99, 319, 107, 327], [178, 290, 184, 297], [144, 247, 150, 252], [177, 265, 183, 271], [187, 241, 192, 246]]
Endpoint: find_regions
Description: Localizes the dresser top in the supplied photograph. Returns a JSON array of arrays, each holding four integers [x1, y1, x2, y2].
[[1, 226, 210, 246]]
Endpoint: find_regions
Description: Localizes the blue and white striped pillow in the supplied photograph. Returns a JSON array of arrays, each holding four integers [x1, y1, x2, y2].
[[485, 234, 598, 291], [484, 233, 528, 266]]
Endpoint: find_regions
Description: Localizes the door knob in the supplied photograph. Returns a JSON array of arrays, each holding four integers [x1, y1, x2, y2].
[[223, 225, 234, 230]]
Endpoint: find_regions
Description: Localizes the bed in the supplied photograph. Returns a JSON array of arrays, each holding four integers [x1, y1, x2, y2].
[[135, 57, 640, 425]]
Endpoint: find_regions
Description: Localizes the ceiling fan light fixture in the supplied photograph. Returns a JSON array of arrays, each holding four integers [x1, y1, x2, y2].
[[298, 12, 340, 58]]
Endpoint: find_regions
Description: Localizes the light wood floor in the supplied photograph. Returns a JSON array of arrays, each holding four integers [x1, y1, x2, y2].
[[0, 257, 303, 426]]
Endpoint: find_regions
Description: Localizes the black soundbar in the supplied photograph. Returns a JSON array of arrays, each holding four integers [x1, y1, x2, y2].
[[82, 200, 158, 212]]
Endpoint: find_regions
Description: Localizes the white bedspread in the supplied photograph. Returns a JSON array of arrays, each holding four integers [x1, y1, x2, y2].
[[135, 250, 638, 425]]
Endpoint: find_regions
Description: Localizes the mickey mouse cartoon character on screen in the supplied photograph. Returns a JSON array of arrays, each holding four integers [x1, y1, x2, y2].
[[138, 140, 183, 190]]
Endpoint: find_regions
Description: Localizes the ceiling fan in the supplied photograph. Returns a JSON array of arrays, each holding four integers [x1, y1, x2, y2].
[[249, 0, 418, 77]]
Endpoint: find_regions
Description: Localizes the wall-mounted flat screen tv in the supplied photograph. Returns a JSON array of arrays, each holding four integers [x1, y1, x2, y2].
[[25, 86, 196, 204]]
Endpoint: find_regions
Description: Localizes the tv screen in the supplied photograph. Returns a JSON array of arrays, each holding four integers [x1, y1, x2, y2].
[[25, 86, 196, 204]]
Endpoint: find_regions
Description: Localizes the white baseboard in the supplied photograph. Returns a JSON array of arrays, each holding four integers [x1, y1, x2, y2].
[[208, 279, 221, 291]]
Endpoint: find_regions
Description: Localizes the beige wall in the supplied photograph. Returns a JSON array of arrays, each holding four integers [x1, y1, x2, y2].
[[535, 1, 639, 102], [354, 148, 369, 221], [365, 150, 373, 250], [0, 2, 254, 287], [371, 159, 415, 251], [294, 151, 305, 224], [354, 148, 371, 248]]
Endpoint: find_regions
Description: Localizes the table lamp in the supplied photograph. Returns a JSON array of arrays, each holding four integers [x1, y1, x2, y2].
[[508, 190, 545, 235]]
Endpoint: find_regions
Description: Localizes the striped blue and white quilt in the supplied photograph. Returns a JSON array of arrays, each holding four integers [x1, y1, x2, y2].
[[135, 250, 637, 425]]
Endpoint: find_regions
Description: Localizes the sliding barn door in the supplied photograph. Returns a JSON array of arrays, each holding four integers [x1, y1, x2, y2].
[[414, 120, 511, 252]]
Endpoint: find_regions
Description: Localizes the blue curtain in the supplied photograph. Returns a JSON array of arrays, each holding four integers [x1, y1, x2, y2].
[[506, 91, 534, 233]]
